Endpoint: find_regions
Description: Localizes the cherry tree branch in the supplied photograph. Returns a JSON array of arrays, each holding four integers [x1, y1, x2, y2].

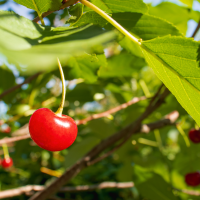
[[192, 20, 200, 38], [0, 182, 134, 199], [76, 96, 147, 125], [0, 73, 41, 100], [174, 188, 200, 196], [1, 181, 200, 199], [0, 96, 147, 145], [32, 0, 78, 23], [29, 87, 170, 200]]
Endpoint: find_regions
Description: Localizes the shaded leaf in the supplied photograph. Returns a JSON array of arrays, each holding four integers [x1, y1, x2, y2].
[[14, 0, 62, 13], [90, 0, 148, 14], [134, 165, 178, 200], [0, 11, 116, 77]]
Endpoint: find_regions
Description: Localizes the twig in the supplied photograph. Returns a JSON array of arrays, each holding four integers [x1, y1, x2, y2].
[[0, 72, 41, 100], [0, 96, 147, 145], [192, 20, 200, 38], [32, 0, 78, 23], [76, 96, 147, 125], [0, 182, 134, 199], [0, 134, 30, 146], [174, 187, 200, 196], [29, 87, 170, 200], [1, 181, 200, 199]]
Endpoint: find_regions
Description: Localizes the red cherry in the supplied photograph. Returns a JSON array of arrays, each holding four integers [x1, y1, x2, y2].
[[2, 158, 13, 168], [2, 126, 11, 134], [189, 129, 200, 143], [29, 108, 78, 151], [185, 172, 200, 186]]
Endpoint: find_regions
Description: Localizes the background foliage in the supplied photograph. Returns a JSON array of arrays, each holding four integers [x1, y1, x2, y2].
[[1, 0, 200, 199]]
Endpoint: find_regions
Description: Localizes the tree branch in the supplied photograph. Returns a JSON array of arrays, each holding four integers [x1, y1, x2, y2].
[[32, 0, 78, 23], [0, 73, 41, 100], [174, 187, 200, 196], [29, 87, 170, 200], [1, 181, 200, 199], [0, 182, 134, 199], [192, 20, 200, 38], [76, 96, 147, 125]]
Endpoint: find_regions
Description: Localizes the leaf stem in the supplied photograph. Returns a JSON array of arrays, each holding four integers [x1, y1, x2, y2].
[[32, 0, 45, 25], [176, 124, 190, 147], [2, 143, 9, 160], [55, 58, 66, 116], [154, 129, 164, 152], [79, 0, 140, 45]]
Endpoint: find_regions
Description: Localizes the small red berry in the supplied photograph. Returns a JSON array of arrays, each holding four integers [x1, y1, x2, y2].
[[185, 172, 200, 186], [2, 158, 13, 168], [189, 129, 200, 143], [29, 108, 78, 152], [2, 126, 11, 134]]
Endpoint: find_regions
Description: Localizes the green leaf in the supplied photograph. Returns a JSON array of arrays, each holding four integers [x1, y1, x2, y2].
[[66, 3, 84, 24], [72, 11, 182, 57], [0, 11, 116, 76], [90, 0, 148, 14], [110, 13, 182, 40], [141, 36, 200, 126], [98, 52, 146, 77], [148, 2, 190, 35], [67, 53, 106, 83], [134, 165, 178, 200], [13, 0, 62, 13], [64, 136, 100, 168], [73, 12, 182, 40], [0, 66, 15, 92]]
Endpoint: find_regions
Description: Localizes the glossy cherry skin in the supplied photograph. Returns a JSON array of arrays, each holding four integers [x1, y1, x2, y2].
[[29, 108, 78, 151], [189, 129, 200, 143], [2, 158, 13, 168], [185, 172, 200, 186]]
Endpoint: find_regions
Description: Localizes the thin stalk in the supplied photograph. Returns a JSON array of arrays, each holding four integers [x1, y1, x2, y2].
[[79, 0, 140, 45], [55, 58, 66, 116], [154, 129, 163, 152], [2, 144, 9, 160], [139, 79, 151, 98], [176, 125, 190, 147], [138, 138, 158, 147], [32, 0, 45, 25]]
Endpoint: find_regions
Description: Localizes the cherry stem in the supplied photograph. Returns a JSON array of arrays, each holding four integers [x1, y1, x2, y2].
[[2, 143, 9, 160], [55, 58, 66, 116]]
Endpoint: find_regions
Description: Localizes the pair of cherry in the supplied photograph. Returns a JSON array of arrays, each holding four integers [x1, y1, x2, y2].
[[184, 129, 200, 186]]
